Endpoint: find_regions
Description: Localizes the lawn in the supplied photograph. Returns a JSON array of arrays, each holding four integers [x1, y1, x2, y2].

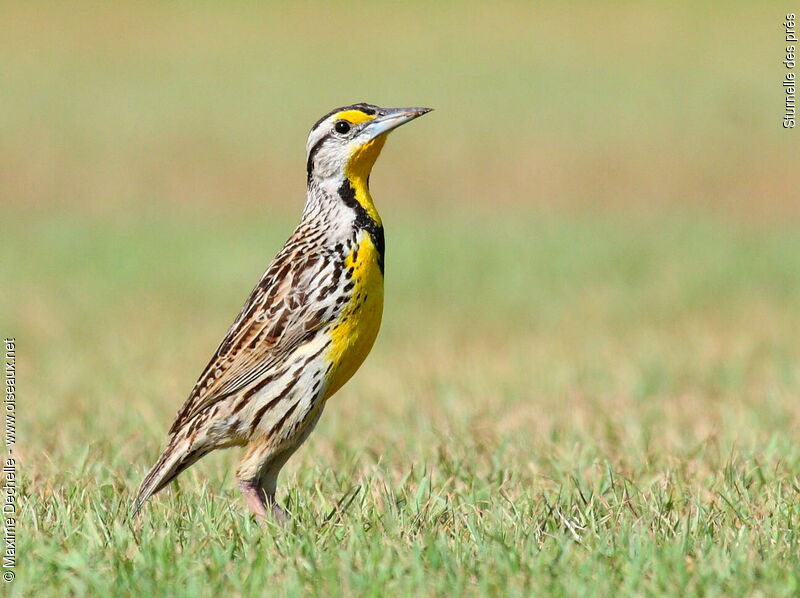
[[4, 2, 799, 597]]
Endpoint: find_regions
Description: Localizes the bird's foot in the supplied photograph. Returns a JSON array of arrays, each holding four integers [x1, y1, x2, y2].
[[239, 479, 269, 519], [238, 479, 290, 526]]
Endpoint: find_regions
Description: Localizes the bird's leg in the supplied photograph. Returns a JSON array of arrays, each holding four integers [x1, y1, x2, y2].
[[237, 448, 293, 525], [257, 455, 292, 526], [238, 437, 285, 523], [256, 408, 324, 525], [238, 410, 324, 526], [238, 479, 269, 520], [238, 478, 289, 524]]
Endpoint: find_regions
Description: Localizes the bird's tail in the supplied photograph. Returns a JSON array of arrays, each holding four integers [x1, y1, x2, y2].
[[132, 435, 205, 517]]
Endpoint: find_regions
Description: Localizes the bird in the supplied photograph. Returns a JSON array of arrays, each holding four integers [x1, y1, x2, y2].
[[133, 103, 432, 523]]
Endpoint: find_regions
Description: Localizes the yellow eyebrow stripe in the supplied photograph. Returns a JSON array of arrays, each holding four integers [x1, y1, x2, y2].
[[333, 110, 376, 124]]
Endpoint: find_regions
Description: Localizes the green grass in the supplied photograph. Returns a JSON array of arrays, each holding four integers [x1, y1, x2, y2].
[[4, 1, 800, 596], [7, 210, 800, 597]]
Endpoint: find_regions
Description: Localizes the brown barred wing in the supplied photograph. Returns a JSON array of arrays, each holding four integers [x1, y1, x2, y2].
[[168, 245, 338, 435]]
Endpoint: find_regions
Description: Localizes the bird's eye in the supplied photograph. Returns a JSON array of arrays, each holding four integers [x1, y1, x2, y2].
[[334, 121, 351, 134]]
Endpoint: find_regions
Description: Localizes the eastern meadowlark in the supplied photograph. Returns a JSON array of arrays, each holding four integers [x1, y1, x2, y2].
[[134, 103, 431, 522]]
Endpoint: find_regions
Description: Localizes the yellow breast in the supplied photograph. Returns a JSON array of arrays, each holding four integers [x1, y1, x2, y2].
[[323, 232, 384, 399]]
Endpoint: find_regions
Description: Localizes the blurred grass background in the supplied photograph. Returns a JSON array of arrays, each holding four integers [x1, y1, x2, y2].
[[3, 1, 800, 596]]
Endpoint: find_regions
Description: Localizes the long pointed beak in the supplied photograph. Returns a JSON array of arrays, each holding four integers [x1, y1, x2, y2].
[[362, 106, 433, 140]]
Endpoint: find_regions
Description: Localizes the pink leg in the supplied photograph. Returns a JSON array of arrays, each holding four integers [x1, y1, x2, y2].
[[238, 480, 268, 520], [237, 407, 322, 525], [238, 479, 290, 525]]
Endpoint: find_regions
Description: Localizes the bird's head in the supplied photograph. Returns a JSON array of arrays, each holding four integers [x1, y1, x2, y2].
[[306, 103, 432, 185]]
